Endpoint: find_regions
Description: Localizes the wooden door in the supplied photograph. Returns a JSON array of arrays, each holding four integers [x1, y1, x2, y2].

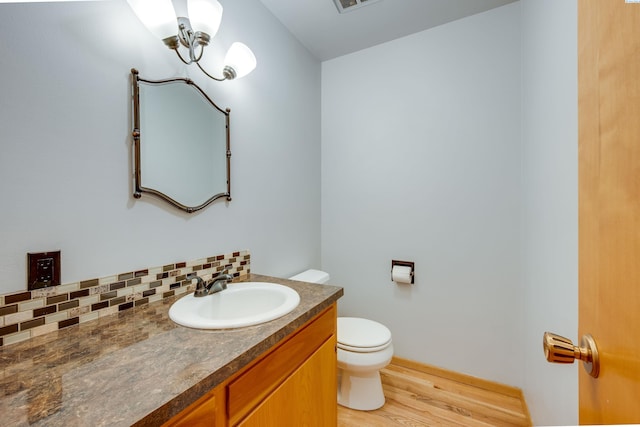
[[579, 0, 640, 422]]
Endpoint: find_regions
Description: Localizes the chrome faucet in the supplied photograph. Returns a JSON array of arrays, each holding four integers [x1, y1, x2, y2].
[[189, 269, 234, 297]]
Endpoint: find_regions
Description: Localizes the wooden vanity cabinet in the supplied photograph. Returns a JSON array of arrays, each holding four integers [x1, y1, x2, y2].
[[164, 303, 337, 427]]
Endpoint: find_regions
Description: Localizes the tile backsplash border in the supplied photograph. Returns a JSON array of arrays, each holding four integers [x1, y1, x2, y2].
[[0, 250, 250, 347]]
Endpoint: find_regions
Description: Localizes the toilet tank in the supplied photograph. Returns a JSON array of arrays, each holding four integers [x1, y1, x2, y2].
[[289, 269, 330, 284]]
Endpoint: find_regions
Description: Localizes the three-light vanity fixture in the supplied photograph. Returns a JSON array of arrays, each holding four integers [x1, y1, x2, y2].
[[126, 0, 257, 81]]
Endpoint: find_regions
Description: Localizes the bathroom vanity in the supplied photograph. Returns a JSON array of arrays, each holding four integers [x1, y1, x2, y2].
[[166, 303, 337, 426], [0, 275, 342, 426]]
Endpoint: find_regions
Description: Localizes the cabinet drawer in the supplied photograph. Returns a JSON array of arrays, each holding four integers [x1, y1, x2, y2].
[[227, 304, 336, 425], [163, 388, 223, 427]]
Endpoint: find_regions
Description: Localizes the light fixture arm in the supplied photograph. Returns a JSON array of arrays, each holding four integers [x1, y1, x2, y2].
[[164, 18, 207, 65], [164, 17, 234, 80], [196, 62, 235, 82]]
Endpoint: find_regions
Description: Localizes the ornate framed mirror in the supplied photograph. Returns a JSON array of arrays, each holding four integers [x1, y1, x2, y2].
[[131, 69, 231, 213]]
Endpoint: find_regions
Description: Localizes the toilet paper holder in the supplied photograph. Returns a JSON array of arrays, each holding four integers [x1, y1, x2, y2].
[[391, 260, 414, 284]]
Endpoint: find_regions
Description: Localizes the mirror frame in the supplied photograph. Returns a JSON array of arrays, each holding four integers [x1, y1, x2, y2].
[[131, 68, 231, 213]]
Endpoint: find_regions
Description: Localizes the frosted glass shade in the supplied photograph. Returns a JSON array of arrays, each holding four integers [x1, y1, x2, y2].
[[224, 42, 257, 79], [187, 0, 223, 39], [127, 0, 176, 40]]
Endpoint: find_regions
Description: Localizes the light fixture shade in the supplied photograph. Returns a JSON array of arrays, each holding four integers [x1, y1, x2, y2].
[[127, 0, 177, 40], [224, 42, 257, 79], [187, 0, 223, 39]]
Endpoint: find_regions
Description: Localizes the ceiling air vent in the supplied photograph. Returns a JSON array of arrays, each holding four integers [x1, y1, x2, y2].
[[333, 0, 383, 14]]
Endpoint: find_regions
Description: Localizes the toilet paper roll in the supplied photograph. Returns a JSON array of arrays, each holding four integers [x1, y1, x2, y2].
[[392, 265, 413, 284]]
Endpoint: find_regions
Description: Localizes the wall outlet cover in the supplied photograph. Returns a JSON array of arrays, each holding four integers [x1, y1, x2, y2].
[[27, 251, 61, 290]]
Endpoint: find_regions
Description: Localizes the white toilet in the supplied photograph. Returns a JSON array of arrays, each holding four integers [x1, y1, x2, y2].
[[289, 269, 394, 411]]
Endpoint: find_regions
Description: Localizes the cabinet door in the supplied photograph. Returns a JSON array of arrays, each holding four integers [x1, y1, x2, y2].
[[238, 336, 337, 427], [228, 305, 336, 424]]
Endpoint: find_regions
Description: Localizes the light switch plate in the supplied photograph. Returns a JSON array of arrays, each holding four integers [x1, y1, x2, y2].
[[27, 251, 61, 290]]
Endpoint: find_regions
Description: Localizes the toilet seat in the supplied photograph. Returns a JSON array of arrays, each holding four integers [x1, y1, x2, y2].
[[337, 317, 392, 353], [337, 340, 392, 353]]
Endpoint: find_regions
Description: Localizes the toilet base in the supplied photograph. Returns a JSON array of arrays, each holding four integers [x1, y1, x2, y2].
[[337, 368, 385, 411]]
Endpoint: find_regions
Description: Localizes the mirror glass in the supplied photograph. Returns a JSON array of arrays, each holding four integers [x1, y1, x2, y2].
[[131, 69, 231, 213]]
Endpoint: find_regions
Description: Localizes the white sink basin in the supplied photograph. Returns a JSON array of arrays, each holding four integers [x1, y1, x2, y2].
[[168, 282, 300, 329]]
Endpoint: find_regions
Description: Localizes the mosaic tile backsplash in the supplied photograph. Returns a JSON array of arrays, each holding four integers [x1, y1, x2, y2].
[[0, 250, 250, 347]]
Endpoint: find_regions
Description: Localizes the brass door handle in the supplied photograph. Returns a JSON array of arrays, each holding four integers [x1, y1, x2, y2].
[[543, 332, 600, 378]]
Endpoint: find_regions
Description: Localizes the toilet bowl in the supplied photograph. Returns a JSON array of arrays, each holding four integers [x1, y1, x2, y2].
[[288, 270, 393, 411]]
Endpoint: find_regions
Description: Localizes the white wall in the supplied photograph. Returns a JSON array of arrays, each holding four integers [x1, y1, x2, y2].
[[321, 3, 524, 387], [0, 0, 321, 293], [521, 0, 578, 424]]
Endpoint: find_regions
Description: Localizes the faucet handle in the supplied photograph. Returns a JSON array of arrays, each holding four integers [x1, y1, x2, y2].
[[188, 274, 208, 297]]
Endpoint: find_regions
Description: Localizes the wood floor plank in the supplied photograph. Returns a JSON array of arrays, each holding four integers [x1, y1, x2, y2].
[[381, 384, 495, 427], [381, 379, 525, 427], [338, 361, 532, 427], [384, 364, 525, 414], [339, 395, 473, 427], [381, 368, 528, 425]]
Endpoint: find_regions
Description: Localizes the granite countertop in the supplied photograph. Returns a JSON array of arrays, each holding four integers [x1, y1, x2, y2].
[[0, 274, 343, 426]]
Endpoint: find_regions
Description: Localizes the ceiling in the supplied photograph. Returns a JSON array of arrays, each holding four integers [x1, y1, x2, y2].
[[258, 0, 518, 61]]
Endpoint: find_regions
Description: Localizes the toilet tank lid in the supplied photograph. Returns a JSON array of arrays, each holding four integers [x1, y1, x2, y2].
[[289, 269, 330, 284]]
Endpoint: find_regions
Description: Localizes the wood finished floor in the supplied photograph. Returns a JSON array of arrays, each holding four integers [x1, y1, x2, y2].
[[337, 363, 531, 427]]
